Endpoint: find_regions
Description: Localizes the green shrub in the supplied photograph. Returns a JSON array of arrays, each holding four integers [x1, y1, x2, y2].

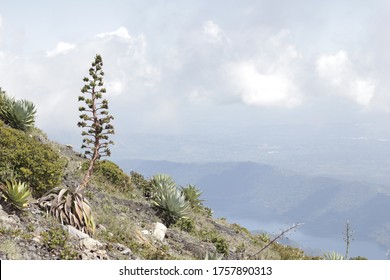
[[130, 171, 153, 198], [197, 230, 229, 257], [151, 174, 190, 226], [40, 225, 78, 260], [174, 218, 195, 233], [83, 160, 131, 192], [0, 120, 64, 197]]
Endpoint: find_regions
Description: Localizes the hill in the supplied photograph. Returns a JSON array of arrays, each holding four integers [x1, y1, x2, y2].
[[120, 159, 390, 259], [0, 121, 325, 260]]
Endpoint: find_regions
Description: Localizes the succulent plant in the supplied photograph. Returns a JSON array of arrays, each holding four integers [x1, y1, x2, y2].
[[151, 174, 190, 226], [0, 179, 31, 210], [180, 184, 204, 211], [39, 186, 95, 236], [0, 92, 36, 131], [323, 251, 345, 260]]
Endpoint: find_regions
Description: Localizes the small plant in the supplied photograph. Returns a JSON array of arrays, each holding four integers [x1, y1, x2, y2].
[[0, 179, 31, 211], [204, 251, 223, 260], [39, 186, 95, 236], [151, 174, 190, 226], [323, 251, 345, 260], [78, 54, 114, 190], [174, 217, 195, 233], [258, 232, 271, 243], [180, 184, 204, 211], [40, 225, 78, 260], [197, 230, 229, 257], [130, 171, 153, 198], [0, 89, 37, 131], [248, 223, 303, 259]]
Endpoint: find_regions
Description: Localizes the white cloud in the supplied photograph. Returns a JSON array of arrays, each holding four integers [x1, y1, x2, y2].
[[225, 30, 303, 108], [316, 50, 376, 107], [96, 26, 132, 42], [46, 42, 76, 57], [228, 62, 301, 107], [0, 27, 161, 138], [202, 20, 225, 44]]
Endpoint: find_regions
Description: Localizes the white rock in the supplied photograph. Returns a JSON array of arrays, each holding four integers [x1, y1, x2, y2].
[[141, 230, 150, 235], [152, 222, 167, 241], [64, 225, 90, 239]]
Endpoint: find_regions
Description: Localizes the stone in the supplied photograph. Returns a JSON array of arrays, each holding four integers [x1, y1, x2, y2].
[[79, 237, 103, 251], [152, 222, 167, 241], [64, 225, 90, 239], [141, 230, 150, 235]]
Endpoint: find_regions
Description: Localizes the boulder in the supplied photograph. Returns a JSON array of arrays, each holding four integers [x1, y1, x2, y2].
[[152, 222, 167, 241]]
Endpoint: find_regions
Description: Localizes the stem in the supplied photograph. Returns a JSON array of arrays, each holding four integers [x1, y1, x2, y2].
[[248, 223, 303, 259]]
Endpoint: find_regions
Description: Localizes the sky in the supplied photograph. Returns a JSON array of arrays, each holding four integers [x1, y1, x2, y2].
[[1, 0, 390, 177]]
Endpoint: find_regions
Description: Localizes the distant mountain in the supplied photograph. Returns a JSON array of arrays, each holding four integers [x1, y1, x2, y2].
[[118, 159, 390, 257]]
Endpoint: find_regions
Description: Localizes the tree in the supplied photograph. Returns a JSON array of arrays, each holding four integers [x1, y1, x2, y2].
[[78, 54, 114, 190]]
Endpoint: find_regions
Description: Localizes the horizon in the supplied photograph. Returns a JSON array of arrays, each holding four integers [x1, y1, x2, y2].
[[1, 1, 390, 184]]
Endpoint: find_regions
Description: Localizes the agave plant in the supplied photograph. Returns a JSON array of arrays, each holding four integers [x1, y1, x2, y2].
[[0, 93, 37, 131], [0, 179, 31, 211], [323, 251, 345, 260], [151, 174, 190, 226], [39, 185, 95, 236], [180, 184, 204, 211]]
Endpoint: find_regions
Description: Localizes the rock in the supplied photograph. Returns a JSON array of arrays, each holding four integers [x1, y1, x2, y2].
[[79, 237, 103, 251], [141, 230, 150, 235], [153, 222, 167, 241], [63, 225, 90, 239]]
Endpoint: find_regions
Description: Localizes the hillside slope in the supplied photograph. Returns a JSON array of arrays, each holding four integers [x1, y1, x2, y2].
[[0, 125, 318, 260]]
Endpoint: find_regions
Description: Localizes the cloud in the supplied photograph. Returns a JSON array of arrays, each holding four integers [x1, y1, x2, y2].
[[225, 30, 303, 108], [202, 20, 225, 44], [46, 42, 76, 57], [316, 50, 376, 107], [0, 27, 161, 138], [96, 27, 132, 42]]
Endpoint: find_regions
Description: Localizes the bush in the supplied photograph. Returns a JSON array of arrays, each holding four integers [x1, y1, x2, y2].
[[0, 120, 64, 197], [83, 160, 131, 192], [130, 171, 153, 198]]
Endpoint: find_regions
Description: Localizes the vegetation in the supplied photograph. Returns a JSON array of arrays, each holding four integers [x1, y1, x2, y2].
[[78, 54, 114, 189], [40, 225, 79, 260], [323, 251, 345, 260], [151, 174, 190, 226], [82, 160, 131, 193], [0, 120, 64, 197], [181, 184, 204, 212], [39, 186, 95, 236], [130, 171, 153, 198], [0, 88, 37, 132], [0, 57, 371, 261], [0, 179, 31, 211]]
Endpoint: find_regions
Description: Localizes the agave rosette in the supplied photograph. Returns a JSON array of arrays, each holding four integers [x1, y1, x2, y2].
[[0, 180, 31, 210], [39, 186, 95, 236]]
